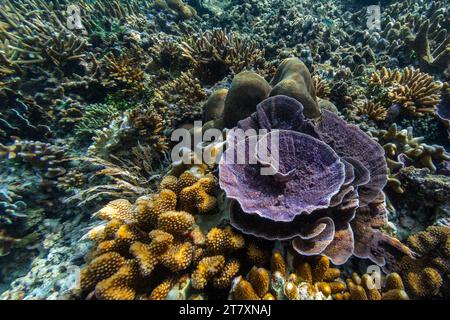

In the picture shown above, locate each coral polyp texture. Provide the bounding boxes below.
[0,0,449,303]
[370,67,443,116]
[77,169,246,299]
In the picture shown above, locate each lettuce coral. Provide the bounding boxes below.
[220,95,412,270]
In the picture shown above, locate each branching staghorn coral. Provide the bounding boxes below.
[148,33,186,71]
[369,124,450,192]
[370,67,443,117]
[180,29,273,84]
[100,48,147,94]
[152,70,207,126]
[0,0,151,69]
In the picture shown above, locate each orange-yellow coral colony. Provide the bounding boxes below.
[80,170,246,299]
[80,168,429,300]
[370,67,442,116]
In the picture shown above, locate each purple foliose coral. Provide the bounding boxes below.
[219,95,413,269]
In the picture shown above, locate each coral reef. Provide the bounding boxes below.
[0,0,449,302]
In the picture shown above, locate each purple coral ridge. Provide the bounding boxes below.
[219,95,410,267]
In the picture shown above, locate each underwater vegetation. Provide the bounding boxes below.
[0,0,449,301]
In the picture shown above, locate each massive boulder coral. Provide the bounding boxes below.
[223,71,271,129]
[219,95,412,270]
[221,58,321,129]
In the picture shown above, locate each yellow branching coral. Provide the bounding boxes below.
[79,169,232,299]
[270,251,287,279]
[312,75,331,99]
[160,175,179,193]
[162,242,194,272]
[149,277,177,300]
[213,259,241,289]
[355,100,388,122]
[205,226,245,254]
[232,278,261,300]
[343,272,409,300]
[312,255,330,283]
[94,224,149,256]
[247,267,270,298]
[398,226,450,298]
[95,262,139,300]
[135,189,177,228]
[83,219,123,242]
[191,255,225,290]
[292,255,345,298]
[177,171,199,191]
[80,252,126,292]
[370,67,442,116]
[130,230,174,277]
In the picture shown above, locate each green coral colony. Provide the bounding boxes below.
[0,0,449,301]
